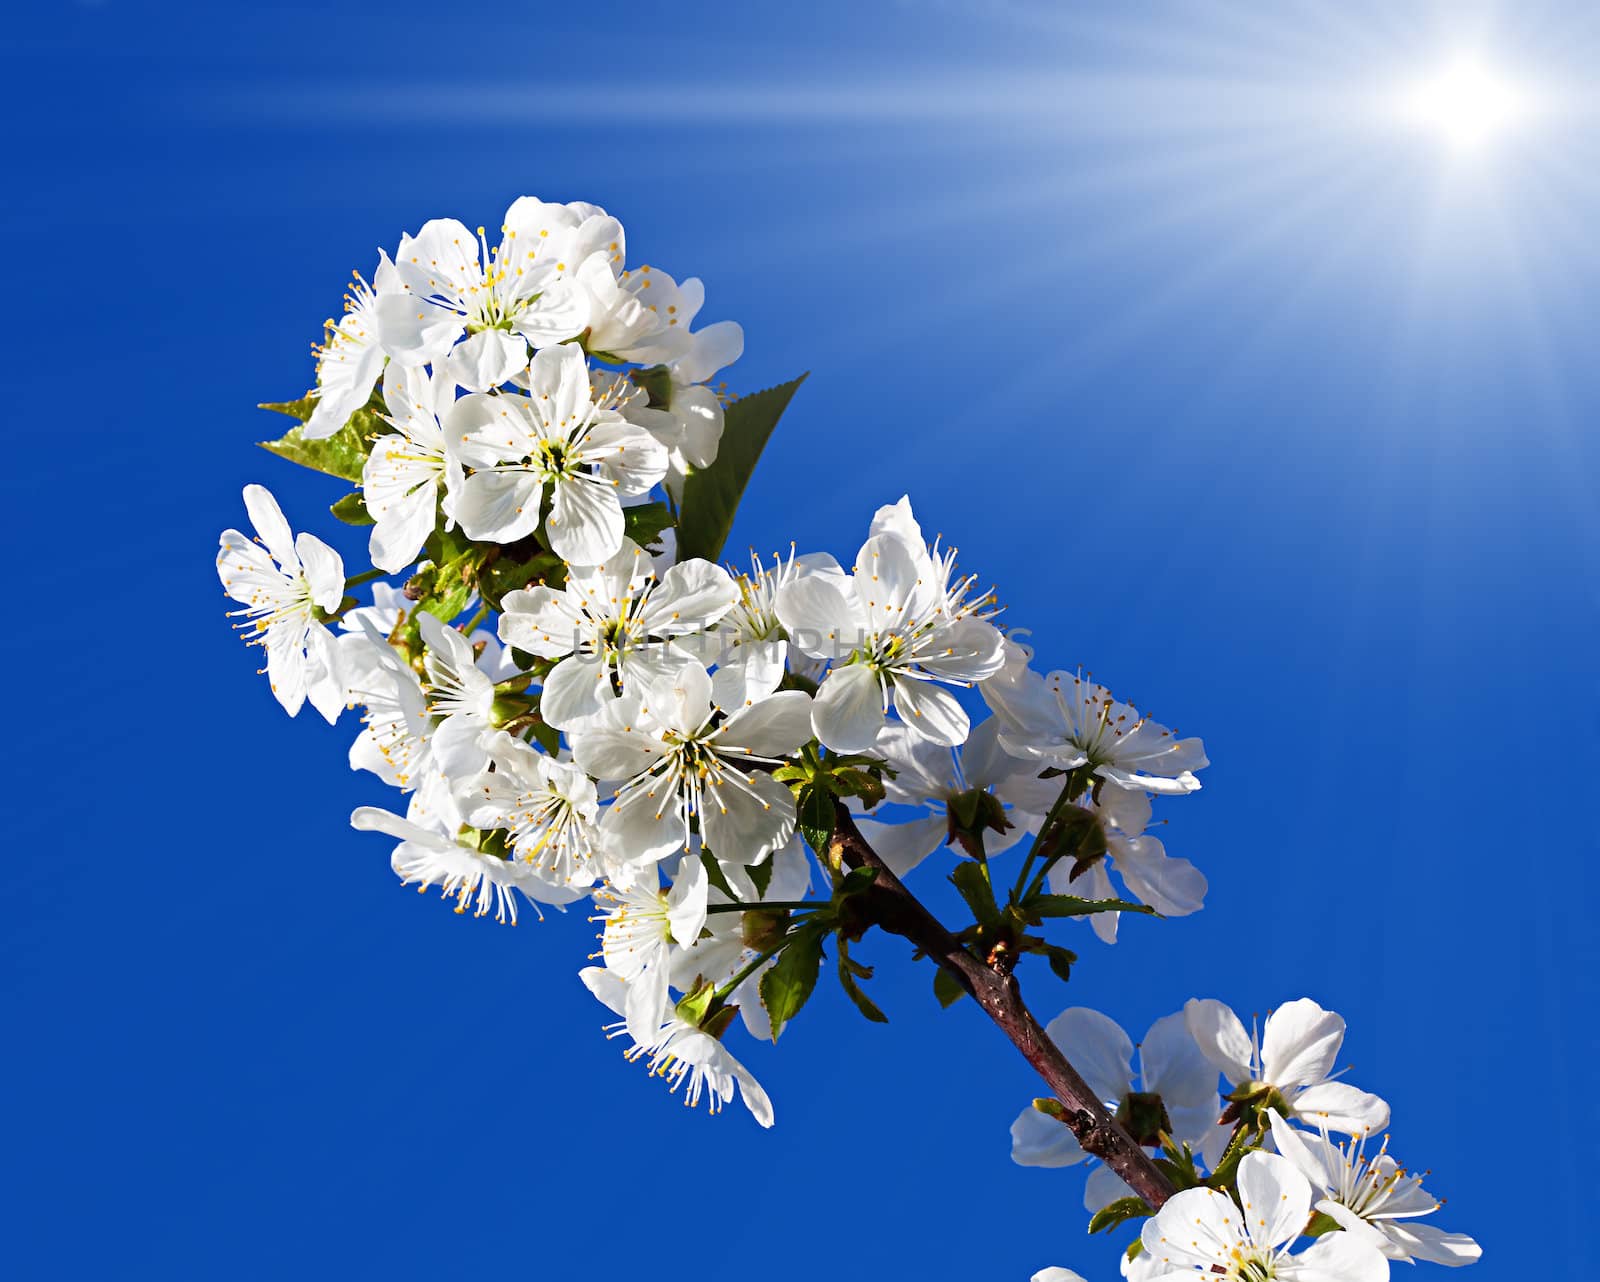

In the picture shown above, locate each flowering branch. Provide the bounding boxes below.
[825,801,1178,1211]
[217,191,1481,1281]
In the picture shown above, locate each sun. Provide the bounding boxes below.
[1404,59,1527,149]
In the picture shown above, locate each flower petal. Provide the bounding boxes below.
[1236,1150,1311,1252]
[1289,1081,1390,1136]
[890,675,970,747]
[1009,1104,1087,1168]
[546,474,624,565]
[242,484,298,570]
[1261,998,1344,1090]
[1041,1007,1136,1104]
[811,663,887,753]
[1184,998,1254,1084]
[445,327,528,392]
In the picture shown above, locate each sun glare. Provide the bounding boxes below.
[1403,59,1528,150]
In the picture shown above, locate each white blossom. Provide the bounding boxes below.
[714,547,846,684]
[579,965,774,1127]
[570,661,811,871]
[593,855,709,1042]
[449,344,667,562]
[985,644,1207,795]
[1185,997,1391,1137]
[578,258,694,365]
[852,717,1056,876]
[776,497,1004,752]
[217,484,345,721]
[667,837,816,1042]
[303,254,398,440]
[376,198,623,378]
[362,363,461,573]
[1140,1150,1390,1281]
[456,731,604,890]
[339,616,498,836]
[1052,785,1208,944]
[1010,1007,1226,1212]
[350,806,582,923]
[1268,1111,1481,1268]
[336,581,409,638]
[497,538,737,730]
[609,268,744,491]
[415,611,496,779]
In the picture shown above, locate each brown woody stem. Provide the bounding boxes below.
[827,801,1177,1211]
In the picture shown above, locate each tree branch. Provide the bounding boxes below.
[827,801,1177,1211]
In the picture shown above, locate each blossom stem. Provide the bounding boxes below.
[828,799,1177,1211]
[1010,774,1080,903]
[713,940,787,1003]
[343,567,386,591]
[703,900,826,915]
[1016,768,1099,903]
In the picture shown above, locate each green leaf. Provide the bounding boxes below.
[932,967,967,1008]
[527,714,561,757]
[674,977,718,1028]
[478,550,563,612]
[622,501,675,552]
[331,491,374,526]
[1152,1157,1203,1192]
[836,938,888,1024]
[1087,1197,1152,1236]
[747,856,775,898]
[425,523,474,567]
[949,861,1000,924]
[795,784,835,856]
[759,924,826,1039]
[675,375,808,562]
[1025,895,1155,919]
[837,865,878,898]
[410,548,480,624]
[1205,1122,1259,1191]
[832,767,886,808]
[1044,944,1077,984]
[1153,1135,1203,1191]
[258,398,388,483]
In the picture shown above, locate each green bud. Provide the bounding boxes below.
[700,1005,739,1040]
[490,692,535,727]
[628,363,675,408]
[741,908,790,953]
[674,977,717,1028]
[1114,1091,1173,1147]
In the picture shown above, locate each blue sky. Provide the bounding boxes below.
[6,2,1597,1278]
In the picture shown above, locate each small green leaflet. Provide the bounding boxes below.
[949,861,1000,924]
[675,375,807,562]
[1087,1196,1152,1235]
[795,784,836,856]
[933,967,966,1008]
[258,397,388,484]
[478,550,564,612]
[331,491,374,525]
[759,922,826,1039]
[836,938,888,1024]
[622,501,675,553]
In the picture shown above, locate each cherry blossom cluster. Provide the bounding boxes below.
[1023,999,1479,1280]
[216,195,1477,1281]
